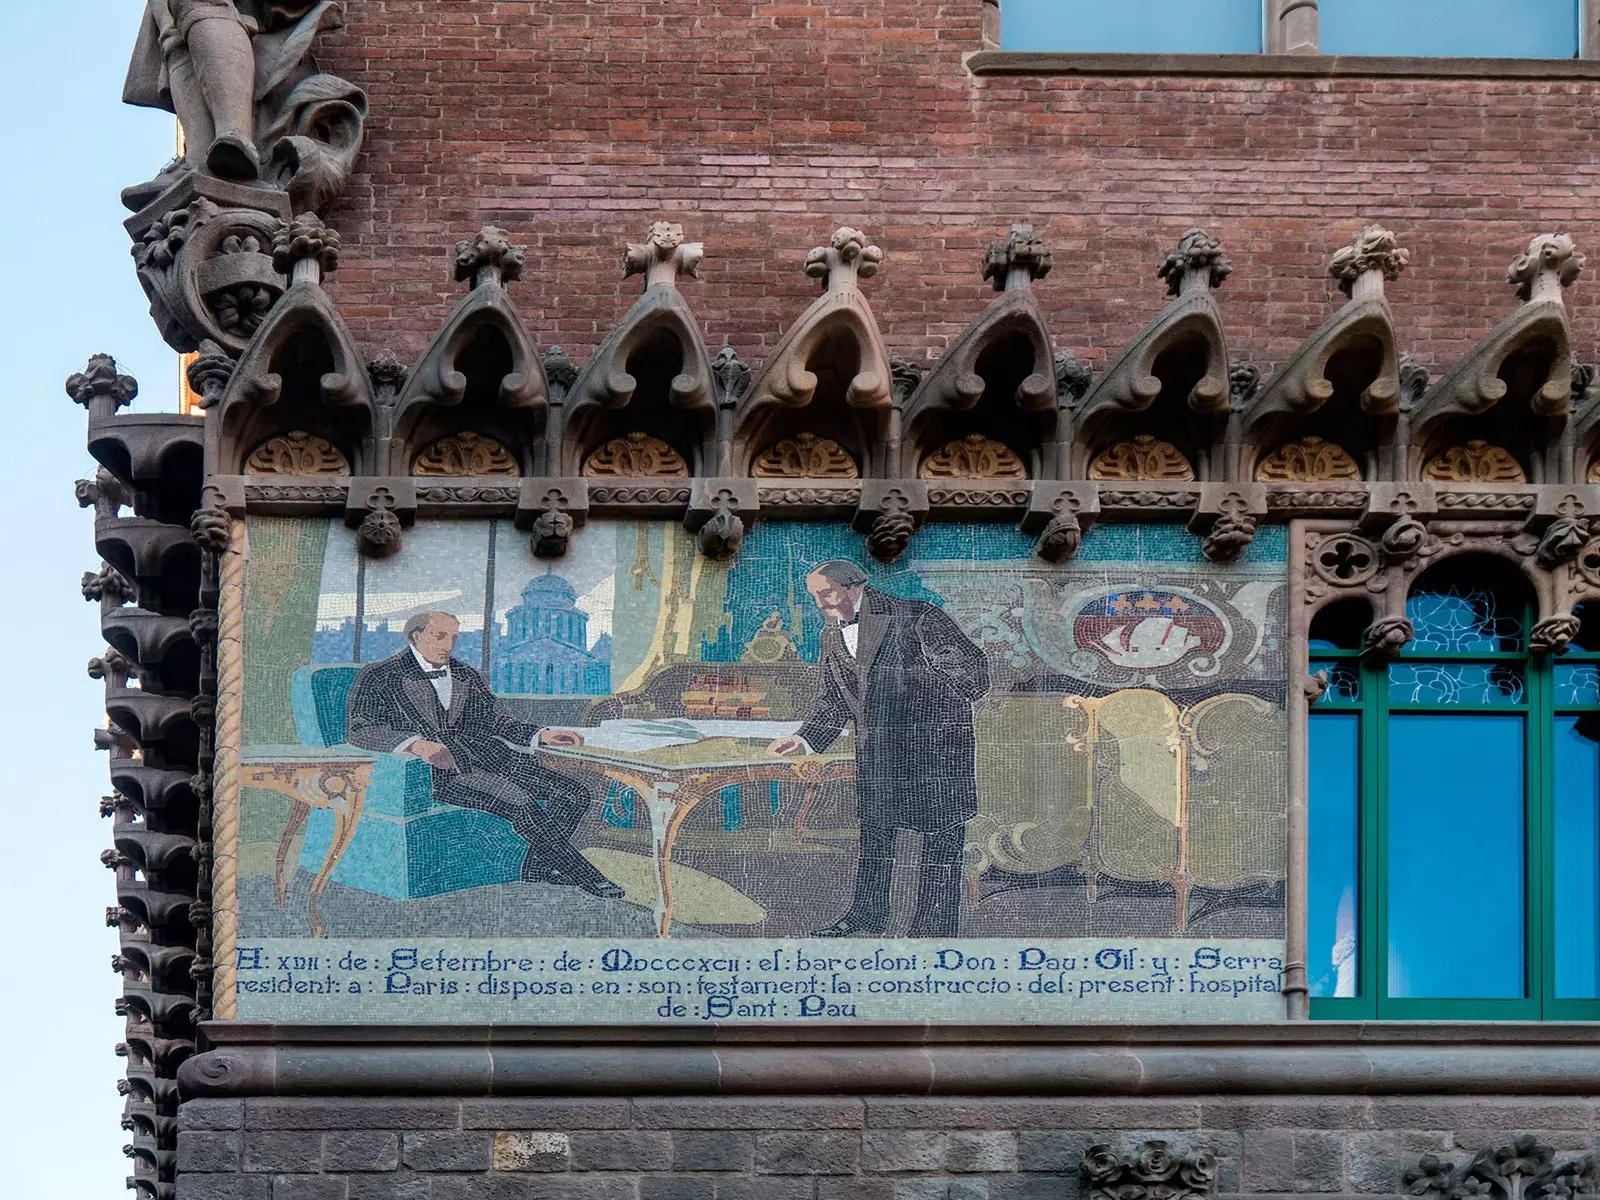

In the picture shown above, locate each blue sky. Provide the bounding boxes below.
[0,4,181,1193]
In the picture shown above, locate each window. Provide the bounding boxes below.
[998,0,1585,59]
[999,0,1263,54]
[1308,559,1600,1019]
[1320,0,1580,59]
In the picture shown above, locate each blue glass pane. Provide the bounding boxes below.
[1555,716,1600,998]
[1321,0,1578,59]
[1387,663,1524,706]
[1556,664,1600,706]
[1000,0,1263,53]
[1405,584,1523,653]
[1311,659,1361,704]
[1309,714,1360,998]
[1387,714,1525,999]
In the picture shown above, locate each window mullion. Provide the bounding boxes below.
[1368,654,1387,1016]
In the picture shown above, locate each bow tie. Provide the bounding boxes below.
[421,667,449,680]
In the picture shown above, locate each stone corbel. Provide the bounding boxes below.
[1412,234,1584,481]
[1021,481,1100,563]
[563,223,717,477]
[387,227,548,475]
[854,481,928,562]
[345,479,416,559]
[515,479,589,559]
[1187,484,1266,563]
[901,224,1055,477]
[124,176,292,355]
[686,479,760,561]
[1074,229,1232,480]
[1516,484,1600,571]
[737,227,893,476]
[211,215,376,477]
[1243,226,1407,481]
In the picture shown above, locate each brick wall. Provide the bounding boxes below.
[175,1094,1600,1199]
[312,2,1600,383]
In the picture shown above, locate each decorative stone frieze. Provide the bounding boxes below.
[584,433,690,478]
[244,430,349,475]
[1082,1139,1219,1200]
[1257,436,1363,482]
[1090,435,1196,482]
[753,433,860,478]
[921,434,1028,480]
[412,432,519,477]
[1403,1139,1598,1200]
[1422,440,1527,483]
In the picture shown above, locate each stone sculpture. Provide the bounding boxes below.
[124,0,367,212]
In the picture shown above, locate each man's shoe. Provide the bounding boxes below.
[206,135,261,182]
[578,878,625,899]
[812,915,886,937]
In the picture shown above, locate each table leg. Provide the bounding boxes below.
[275,802,310,906]
[306,773,368,939]
[656,779,715,938]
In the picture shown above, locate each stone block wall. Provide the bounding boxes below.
[174,1095,1600,1199]
[309,2,1600,375]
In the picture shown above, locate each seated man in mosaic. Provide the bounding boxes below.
[345,610,624,899]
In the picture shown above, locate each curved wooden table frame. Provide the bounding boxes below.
[243,755,374,938]
[539,745,855,937]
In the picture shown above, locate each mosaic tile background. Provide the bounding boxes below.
[229,518,1289,1022]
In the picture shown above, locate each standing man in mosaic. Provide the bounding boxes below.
[770,561,990,938]
[345,611,624,900]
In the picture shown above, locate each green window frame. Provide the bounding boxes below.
[1308,585,1600,1021]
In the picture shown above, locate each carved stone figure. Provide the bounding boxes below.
[124,0,367,212]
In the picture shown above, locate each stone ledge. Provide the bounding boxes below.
[966,51,1600,79]
[182,1024,1600,1099]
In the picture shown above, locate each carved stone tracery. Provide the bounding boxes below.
[1256,436,1363,483]
[244,431,349,476]
[1422,440,1527,484]
[583,433,690,478]
[412,432,519,477]
[1089,435,1196,482]
[752,434,859,479]
[920,434,1028,480]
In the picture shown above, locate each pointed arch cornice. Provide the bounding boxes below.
[735,227,893,474]
[1074,229,1232,460]
[388,228,547,474]
[1412,235,1584,459]
[902,225,1055,478]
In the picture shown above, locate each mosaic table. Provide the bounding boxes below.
[242,746,376,938]
[538,719,856,936]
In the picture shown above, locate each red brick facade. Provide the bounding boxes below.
[317,2,1600,380]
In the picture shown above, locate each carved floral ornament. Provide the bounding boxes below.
[244,431,349,476]
[412,432,518,477]
[752,434,859,479]
[1082,1140,1218,1200]
[583,432,689,478]
[1256,436,1362,483]
[920,434,1028,480]
[1089,435,1196,482]
[1422,440,1527,484]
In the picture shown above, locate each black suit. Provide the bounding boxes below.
[797,588,990,936]
[345,647,607,889]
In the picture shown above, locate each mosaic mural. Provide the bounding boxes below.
[227,519,1289,1022]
